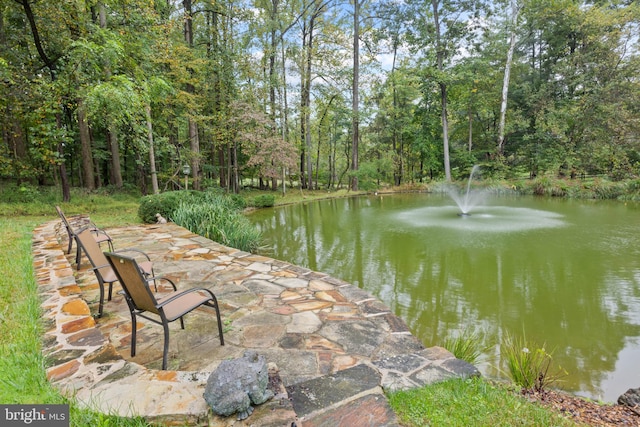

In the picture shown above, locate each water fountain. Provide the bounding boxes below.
[447,165,486,216]
[394,165,566,232]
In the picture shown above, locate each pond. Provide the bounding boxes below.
[247,193,640,402]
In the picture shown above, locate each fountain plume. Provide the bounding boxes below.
[448,165,486,215]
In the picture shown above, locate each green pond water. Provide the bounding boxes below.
[247,193,640,402]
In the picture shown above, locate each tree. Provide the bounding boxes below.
[350,0,361,190]
[497,0,521,157]
[15,0,71,200]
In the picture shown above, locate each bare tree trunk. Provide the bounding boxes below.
[300,20,309,189]
[432,0,451,181]
[351,0,360,191]
[99,2,123,187]
[280,37,290,194]
[78,99,95,190]
[498,0,520,157]
[304,14,316,190]
[468,104,473,152]
[188,117,199,189]
[184,0,200,190]
[145,104,159,194]
[107,128,123,187]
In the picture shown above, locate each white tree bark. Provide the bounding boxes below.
[498,0,520,156]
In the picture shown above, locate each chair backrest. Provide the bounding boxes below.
[76,227,111,276]
[56,206,73,233]
[105,252,159,314]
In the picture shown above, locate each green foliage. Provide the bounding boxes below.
[0,184,48,203]
[442,329,487,366]
[388,377,576,427]
[137,190,205,223]
[501,332,567,392]
[170,193,262,252]
[589,178,625,200]
[250,194,276,208]
[227,193,248,210]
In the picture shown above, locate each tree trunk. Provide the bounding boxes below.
[351,0,360,191]
[145,104,159,194]
[99,2,123,188]
[184,0,200,190]
[107,128,123,187]
[498,0,520,157]
[78,99,95,190]
[300,20,309,189]
[431,0,451,181]
[304,14,316,190]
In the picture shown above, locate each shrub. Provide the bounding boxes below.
[0,184,44,203]
[228,193,248,210]
[501,332,566,392]
[250,194,275,208]
[138,191,204,223]
[591,178,625,200]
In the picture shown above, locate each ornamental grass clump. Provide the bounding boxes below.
[171,194,262,253]
[442,329,487,366]
[502,332,567,392]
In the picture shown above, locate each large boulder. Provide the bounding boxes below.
[618,387,640,408]
[203,351,274,420]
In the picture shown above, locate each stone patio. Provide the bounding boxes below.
[32,218,479,426]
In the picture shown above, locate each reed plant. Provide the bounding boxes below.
[501,332,567,392]
[171,194,262,252]
[442,329,487,365]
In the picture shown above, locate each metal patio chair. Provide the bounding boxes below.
[55,205,114,267]
[75,227,154,318]
[105,251,224,370]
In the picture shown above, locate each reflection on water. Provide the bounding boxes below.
[248,194,640,402]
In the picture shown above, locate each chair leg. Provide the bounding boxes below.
[108,282,113,301]
[131,314,137,357]
[162,322,170,370]
[75,244,82,269]
[206,297,225,346]
[98,282,105,318]
[213,298,225,346]
[66,234,73,254]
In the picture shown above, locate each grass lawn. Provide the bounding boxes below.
[388,376,579,426]
[0,189,582,426]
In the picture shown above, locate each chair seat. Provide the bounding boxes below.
[94,234,112,245]
[159,291,214,322]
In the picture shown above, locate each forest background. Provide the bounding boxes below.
[1,0,639,201]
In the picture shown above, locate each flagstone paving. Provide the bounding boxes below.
[32,218,479,426]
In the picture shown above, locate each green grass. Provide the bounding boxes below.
[388,377,579,427]
[0,202,149,426]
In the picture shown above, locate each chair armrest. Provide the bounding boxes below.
[113,248,151,261]
[90,263,110,272]
[146,276,177,292]
[90,226,112,240]
[155,287,216,308]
